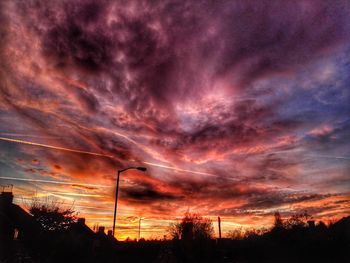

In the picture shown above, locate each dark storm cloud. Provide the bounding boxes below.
[11,0,349,110]
[212,192,335,216]
[2,0,348,149]
[164,174,268,202]
[180,105,265,146]
[43,8,115,72]
[170,100,302,158]
[122,181,182,203]
[250,154,300,181]
[2,0,349,151]
[242,192,333,210]
[71,184,98,191]
[215,1,350,84]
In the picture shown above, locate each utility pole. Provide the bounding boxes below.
[138,217,142,241]
[218,216,222,239]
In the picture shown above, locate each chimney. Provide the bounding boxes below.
[98,226,105,234]
[77,218,86,225]
[0,191,14,206]
[307,220,315,228]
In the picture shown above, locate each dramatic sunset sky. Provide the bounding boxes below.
[0,0,349,239]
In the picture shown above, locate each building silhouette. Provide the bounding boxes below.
[0,190,118,262]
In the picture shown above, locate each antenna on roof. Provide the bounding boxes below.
[0,184,13,193]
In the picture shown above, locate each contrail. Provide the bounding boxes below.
[0,176,111,188]
[142,161,217,176]
[0,136,113,158]
[0,136,231,178]
[306,154,350,160]
[51,192,104,197]
[0,133,58,139]
[142,161,239,181]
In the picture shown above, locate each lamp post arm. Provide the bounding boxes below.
[118,167,136,173]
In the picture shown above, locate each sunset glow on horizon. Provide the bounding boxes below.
[1,0,350,240]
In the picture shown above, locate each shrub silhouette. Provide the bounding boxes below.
[29,198,77,231]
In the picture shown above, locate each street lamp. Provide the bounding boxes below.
[112,166,147,238]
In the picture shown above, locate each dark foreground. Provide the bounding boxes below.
[1,191,349,262]
[1,218,349,263]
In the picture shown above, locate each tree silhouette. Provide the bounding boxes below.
[169,213,215,262]
[29,198,77,231]
[272,211,311,230]
[285,211,311,229]
[168,212,214,241]
[227,227,244,240]
[273,212,284,229]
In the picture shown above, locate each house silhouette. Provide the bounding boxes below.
[0,190,44,260]
[0,190,118,262]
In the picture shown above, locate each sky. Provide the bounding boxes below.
[0,0,350,240]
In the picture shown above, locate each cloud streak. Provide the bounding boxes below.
[0,176,110,188]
